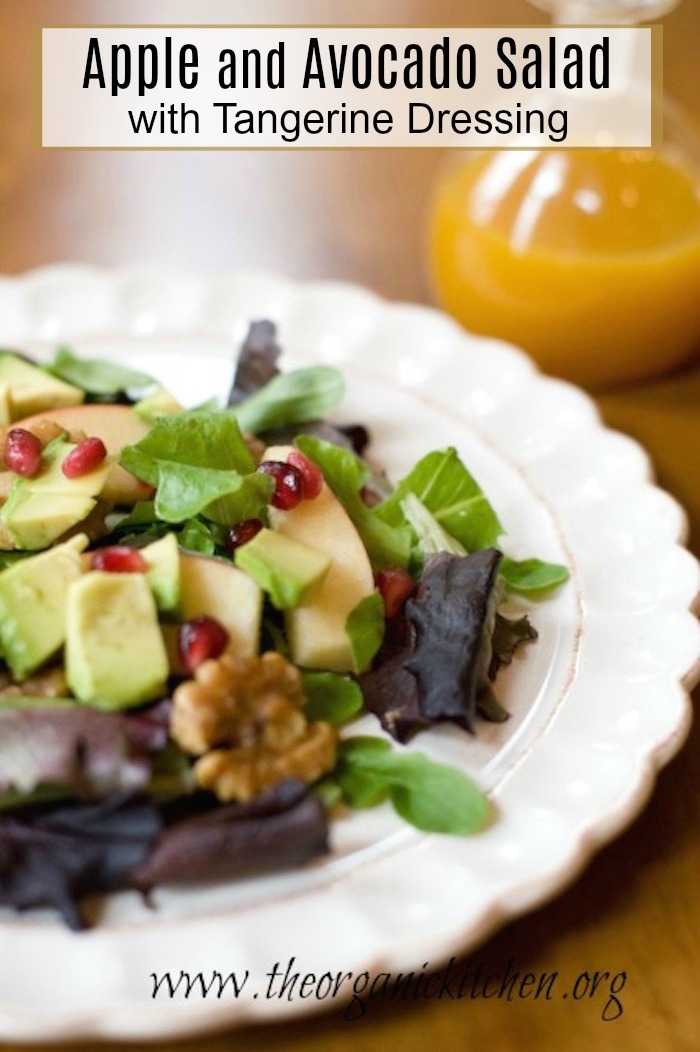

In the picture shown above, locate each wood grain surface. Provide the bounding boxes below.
[0,3,699,1050]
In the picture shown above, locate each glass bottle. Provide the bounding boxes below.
[427,0,700,387]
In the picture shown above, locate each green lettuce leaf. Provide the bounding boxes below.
[295,436,411,569]
[108,503,226,556]
[302,673,364,725]
[178,518,219,556]
[120,411,272,524]
[109,500,159,533]
[147,464,261,523]
[345,591,385,674]
[233,366,345,434]
[335,737,489,834]
[500,557,570,595]
[375,447,502,552]
[47,347,155,395]
[400,493,467,558]
[121,411,254,482]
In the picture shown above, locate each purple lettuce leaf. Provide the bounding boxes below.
[0,793,162,929]
[0,699,171,799]
[489,613,538,680]
[227,320,281,406]
[359,614,429,743]
[404,550,503,732]
[363,551,533,741]
[132,779,328,890]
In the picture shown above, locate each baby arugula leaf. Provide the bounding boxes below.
[301,673,364,725]
[233,366,345,434]
[499,557,570,595]
[47,347,155,396]
[295,435,411,569]
[178,517,219,556]
[375,447,502,552]
[335,737,489,835]
[345,591,386,674]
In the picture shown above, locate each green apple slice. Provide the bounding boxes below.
[265,444,375,672]
[179,552,263,660]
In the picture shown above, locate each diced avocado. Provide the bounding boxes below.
[0,382,11,426]
[0,352,83,420]
[265,444,375,672]
[142,532,181,613]
[0,534,88,680]
[22,439,111,500]
[179,552,263,660]
[1,492,96,551]
[133,387,184,423]
[0,439,111,550]
[235,527,331,610]
[65,572,168,709]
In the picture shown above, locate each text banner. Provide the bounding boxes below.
[41,26,655,149]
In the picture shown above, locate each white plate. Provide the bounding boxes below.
[0,265,697,1043]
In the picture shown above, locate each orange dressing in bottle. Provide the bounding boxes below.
[428,148,700,387]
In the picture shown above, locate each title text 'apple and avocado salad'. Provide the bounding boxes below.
[0,326,567,928]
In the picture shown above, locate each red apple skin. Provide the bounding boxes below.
[15,404,153,506]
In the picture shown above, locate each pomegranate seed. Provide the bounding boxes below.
[91,546,148,573]
[376,568,415,619]
[4,428,43,477]
[62,436,107,479]
[257,460,304,511]
[226,517,263,553]
[288,450,324,500]
[179,616,230,674]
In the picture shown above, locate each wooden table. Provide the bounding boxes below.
[1,2,699,1050]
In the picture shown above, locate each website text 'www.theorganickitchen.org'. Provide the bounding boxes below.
[150,955,627,1022]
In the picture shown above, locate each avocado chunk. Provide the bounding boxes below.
[1,493,96,552]
[0,352,83,420]
[133,387,184,423]
[65,572,169,709]
[1,438,111,550]
[19,438,111,499]
[265,444,375,671]
[0,534,88,680]
[142,532,181,613]
[0,382,10,426]
[235,527,331,610]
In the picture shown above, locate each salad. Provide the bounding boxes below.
[0,323,568,929]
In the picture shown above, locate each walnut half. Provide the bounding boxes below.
[171,651,337,802]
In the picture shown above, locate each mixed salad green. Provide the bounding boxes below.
[0,324,568,928]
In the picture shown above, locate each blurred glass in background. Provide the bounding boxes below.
[428,0,700,386]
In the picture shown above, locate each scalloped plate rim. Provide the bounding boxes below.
[0,264,696,1043]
